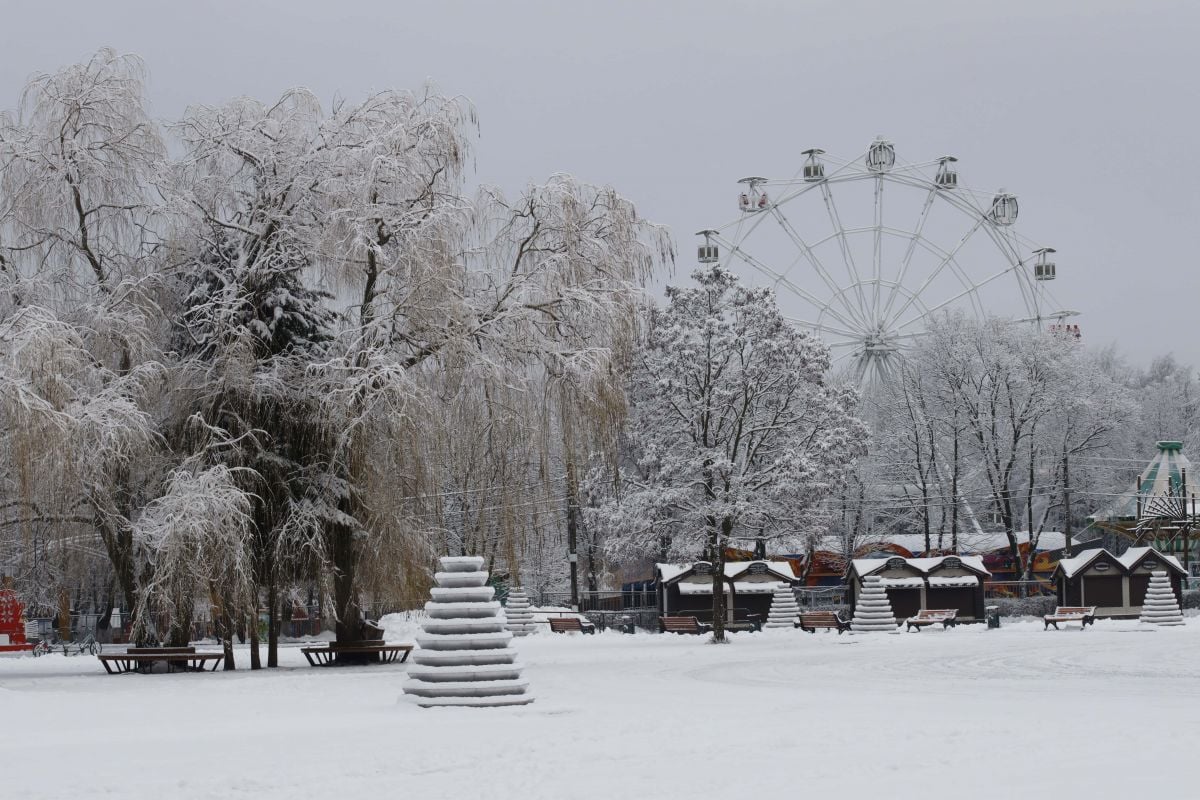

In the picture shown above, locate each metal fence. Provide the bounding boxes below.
[536,589,658,612]
[794,586,848,609]
[982,580,1057,599]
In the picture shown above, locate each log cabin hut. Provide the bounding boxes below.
[656,561,798,626]
[1052,546,1185,618]
[847,555,991,622]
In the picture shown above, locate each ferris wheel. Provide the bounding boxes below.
[697,138,1078,384]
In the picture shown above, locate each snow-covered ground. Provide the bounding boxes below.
[1,618,1197,800]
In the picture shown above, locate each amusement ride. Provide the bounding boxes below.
[696,138,1078,384]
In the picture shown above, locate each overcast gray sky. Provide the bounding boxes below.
[3,0,1197,368]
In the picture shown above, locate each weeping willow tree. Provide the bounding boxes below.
[0,50,168,635]
[0,50,672,658]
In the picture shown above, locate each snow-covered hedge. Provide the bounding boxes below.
[1182,589,1200,610]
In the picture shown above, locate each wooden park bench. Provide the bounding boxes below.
[300,640,414,666]
[659,616,712,635]
[99,646,225,674]
[796,611,851,634]
[905,609,959,632]
[1043,606,1097,630]
[548,617,596,635]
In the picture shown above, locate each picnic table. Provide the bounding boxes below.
[99,646,224,674]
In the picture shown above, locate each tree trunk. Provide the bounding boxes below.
[332,528,361,644]
[211,592,234,671]
[951,421,960,552]
[249,611,262,670]
[709,518,733,643]
[167,597,193,648]
[267,576,279,668]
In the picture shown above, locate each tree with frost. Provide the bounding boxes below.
[876,313,1134,576]
[610,265,867,642]
[0,49,167,628]
[131,464,256,665]
[171,85,669,644]
[0,50,671,655]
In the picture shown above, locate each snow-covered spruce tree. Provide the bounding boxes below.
[608,265,867,642]
[166,220,337,663]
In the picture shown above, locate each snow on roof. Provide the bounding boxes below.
[656,563,690,583]
[1057,547,1185,578]
[1056,550,1104,579]
[856,530,1067,557]
[928,576,979,588]
[851,555,990,578]
[879,577,924,588]
[1117,547,1185,573]
[678,581,785,595]
[655,561,797,583]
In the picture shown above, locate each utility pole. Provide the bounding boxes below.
[1063,446,1072,558]
[565,459,580,611]
[1183,468,1190,575]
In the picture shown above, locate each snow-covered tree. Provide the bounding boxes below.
[873,313,1134,576]
[609,265,867,641]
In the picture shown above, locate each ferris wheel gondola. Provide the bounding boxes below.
[698,138,1078,384]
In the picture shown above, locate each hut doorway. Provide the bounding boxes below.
[1084,576,1123,607]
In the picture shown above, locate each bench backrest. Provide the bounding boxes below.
[127,647,196,654]
[916,609,957,619]
[549,618,584,632]
[800,611,839,622]
[661,616,702,631]
[1053,607,1095,615]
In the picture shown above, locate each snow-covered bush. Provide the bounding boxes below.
[991,596,1058,619]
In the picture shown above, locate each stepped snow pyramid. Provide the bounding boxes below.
[764,584,800,628]
[1140,571,1185,626]
[504,586,535,636]
[851,575,897,632]
[403,556,534,707]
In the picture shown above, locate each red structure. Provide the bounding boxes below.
[0,589,33,652]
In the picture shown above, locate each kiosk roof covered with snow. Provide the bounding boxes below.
[656,561,796,626]
[1052,546,1185,618]
[847,555,991,622]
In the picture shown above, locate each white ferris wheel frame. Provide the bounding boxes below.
[703,141,1076,384]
